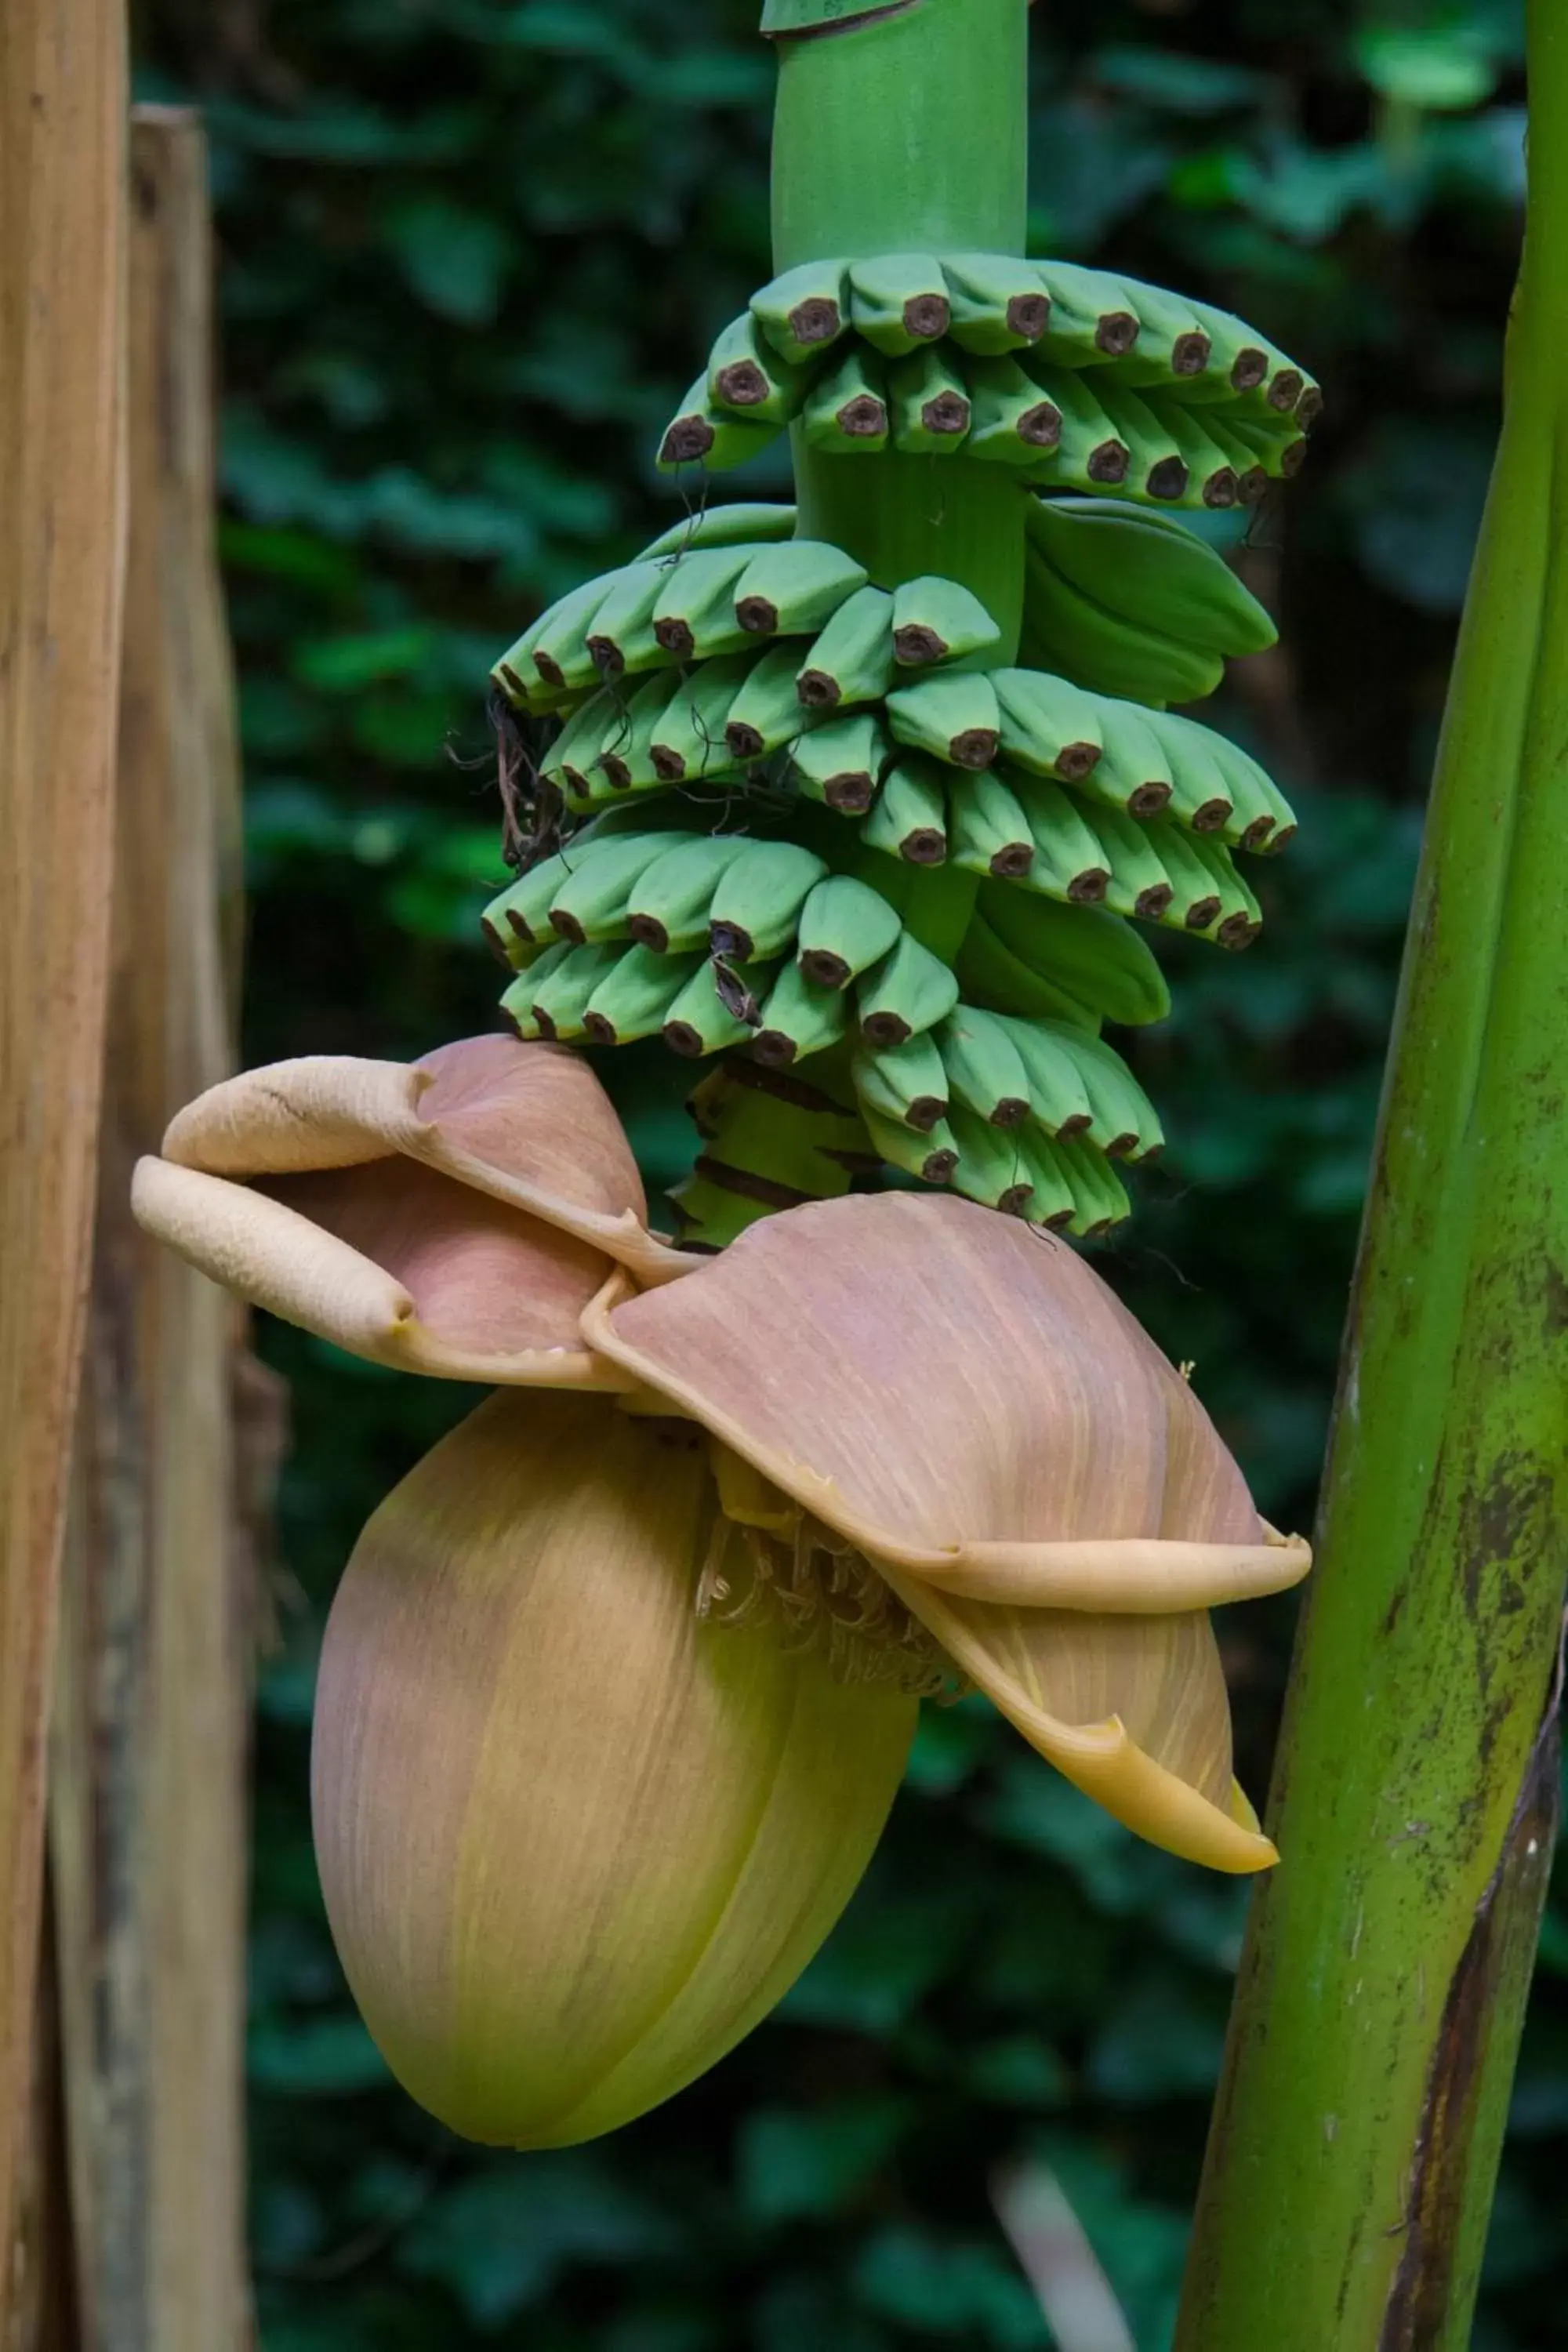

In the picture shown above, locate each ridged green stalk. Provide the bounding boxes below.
[1176,7,1568,2343]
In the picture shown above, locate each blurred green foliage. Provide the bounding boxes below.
[130,0,1566,2343]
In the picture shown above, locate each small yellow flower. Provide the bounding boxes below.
[133,1033,1308,2147]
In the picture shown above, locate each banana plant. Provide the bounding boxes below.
[135,0,1316,2154]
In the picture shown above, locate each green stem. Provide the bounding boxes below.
[1175,8,1568,2345]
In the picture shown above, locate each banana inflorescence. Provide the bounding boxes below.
[484,246,1312,1246]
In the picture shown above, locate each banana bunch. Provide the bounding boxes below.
[660,252,1317,501]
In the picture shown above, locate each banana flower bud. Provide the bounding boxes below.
[132,1035,1309,2146]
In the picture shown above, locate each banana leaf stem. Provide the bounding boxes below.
[1174,7,1568,2344]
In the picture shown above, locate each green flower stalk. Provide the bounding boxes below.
[135,0,1318,2149]
[1177,5,1568,2341]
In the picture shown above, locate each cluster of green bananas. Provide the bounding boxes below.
[494,497,1274,734]
[659,252,1316,503]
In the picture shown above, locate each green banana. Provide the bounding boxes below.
[732,540,869,637]
[500,938,573,1038]
[1026,496,1277,659]
[949,769,1036,880]
[751,954,851,1065]
[1198,731,1297,852]
[1080,380,1200,506]
[541,685,625,800]
[1053,1131,1132,1236]
[1024,367,1131,492]
[802,344,890,453]
[1098,276,1212,386]
[626,834,754,953]
[1149,711,1238,833]
[1012,1128,1078,1229]
[724,641,818,760]
[859,753,949,866]
[637,503,798,561]
[662,956,773,1057]
[978,878,1171,1027]
[848,252,951,356]
[1165,301,1272,405]
[851,1033,950,1134]
[861,1102,960,1187]
[938,1006,1033,1128]
[1007,773,1113,902]
[789,710,891,815]
[1044,1022,1164,1160]
[856,932,962,1048]
[1085,698,1177,819]
[1141,394,1246,510]
[795,585,898,710]
[1221,410,1310,481]
[582,560,677,680]
[888,344,973,454]
[1082,802,1177,924]
[886,670,1001,770]
[497,569,626,701]
[1033,260,1142,363]
[590,670,688,798]
[581,945,706,1047]
[750,259,851,368]
[648,655,757,785]
[659,377,782,474]
[891,576,1002,667]
[1142,818,1225,934]
[964,354,1064,464]
[795,874,904,989]
[991,1014,1095,1138]
[1181,829,1263,949]
[706,312,811,424]
[947,1105,1036,1213]
[940,253,1051,356]
[547,829,697,945]
[1022,546,1226,705]
[651,545,760,661]
[709,839,829,962]
[990,666,1105,783]
[956,910,1104,1032]
[482,851,575,953]
[517,939,626,1041]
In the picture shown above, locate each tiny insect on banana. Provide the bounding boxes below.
[940,253,1051,356]
[802,344,891,452]
[789,710,892,815]
[886,670,1002,770]
[796,586,898,710]
[626,835,756,953]
[750,258,851,367]
[706,312,814,425]
[855,931,962,1048]
[1026,496,1278,660]
[848,252,951,356]
[581,945,707,1047]
[659,376,783,474]
[859,753,949,866]
[938,1006,1035,1128]
[891,576,1003,667]
[709,839,830,964]
[888,345,972,454]
[732,541,869,637]
[850,1033,951,1133]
